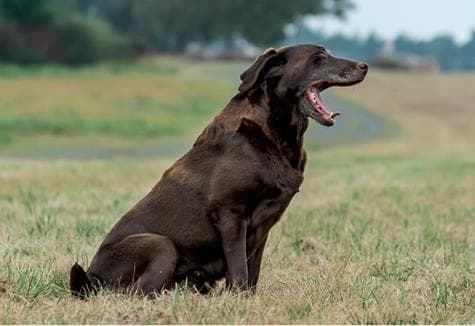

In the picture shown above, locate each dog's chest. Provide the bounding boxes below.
[246,162,303,251]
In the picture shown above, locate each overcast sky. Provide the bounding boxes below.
[306,0,475,43]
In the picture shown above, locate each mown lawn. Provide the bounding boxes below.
[0,58,474,323]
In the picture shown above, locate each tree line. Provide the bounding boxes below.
[1,0,474,71]
[286,23,475,71]
[0,0,351,65]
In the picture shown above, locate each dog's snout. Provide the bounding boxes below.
[357,62,368,71]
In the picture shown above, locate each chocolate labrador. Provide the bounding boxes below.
[70,44,368,297]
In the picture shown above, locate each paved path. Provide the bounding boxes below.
[0,93,389,160]
[305,93,389,149]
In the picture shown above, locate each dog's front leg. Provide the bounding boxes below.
[247,234,268,291]
[217,211,249,291]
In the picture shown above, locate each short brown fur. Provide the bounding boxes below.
[70,44,368,297]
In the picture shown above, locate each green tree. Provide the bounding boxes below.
[0,0,54,26]
[459,30,475,70]
[78,0,353,52]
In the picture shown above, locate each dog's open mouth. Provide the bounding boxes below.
[306,83,340,126]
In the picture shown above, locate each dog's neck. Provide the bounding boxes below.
[194,90,308,171]
[264,93,308,170]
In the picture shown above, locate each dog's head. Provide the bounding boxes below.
[239,44,368,126]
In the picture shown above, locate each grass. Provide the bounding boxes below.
[0,58,474,323]
[0,57,236,151]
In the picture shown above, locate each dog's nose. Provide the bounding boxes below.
[358,62,368,70]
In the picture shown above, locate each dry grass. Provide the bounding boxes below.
[334,70,475,156]
[0,61,474,323]
[0,58,236,151]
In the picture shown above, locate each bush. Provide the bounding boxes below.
[54,17,129,65]
[0,23,49,64]
[0,16,143,65]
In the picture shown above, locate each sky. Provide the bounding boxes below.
[306,0,475,44]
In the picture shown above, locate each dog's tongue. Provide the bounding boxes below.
[309,86,341,123]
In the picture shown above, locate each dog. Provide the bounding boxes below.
[70,44,368,297]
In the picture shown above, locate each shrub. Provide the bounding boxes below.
[0,16,142,65]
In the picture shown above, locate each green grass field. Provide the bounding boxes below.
[0,57,474,323]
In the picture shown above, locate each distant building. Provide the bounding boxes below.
[373,40,439,72]
[185,37,261,60]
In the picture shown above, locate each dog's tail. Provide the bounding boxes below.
[70,262,94,299]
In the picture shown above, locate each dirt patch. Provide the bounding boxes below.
[0,278,7,295]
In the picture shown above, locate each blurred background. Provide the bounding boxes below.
[0,0,474,158]
[1,0,475,68]
[1,2,475,323]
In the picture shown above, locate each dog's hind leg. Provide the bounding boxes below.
[88,233,178,296]
[133,237,178,295]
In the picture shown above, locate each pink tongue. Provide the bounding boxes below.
[313,87,340,119]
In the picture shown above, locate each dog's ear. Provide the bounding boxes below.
[238,48,286,93]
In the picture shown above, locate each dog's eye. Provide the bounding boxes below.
[312,52,328,62]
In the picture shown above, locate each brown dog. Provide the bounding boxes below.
[70,44,367,297]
